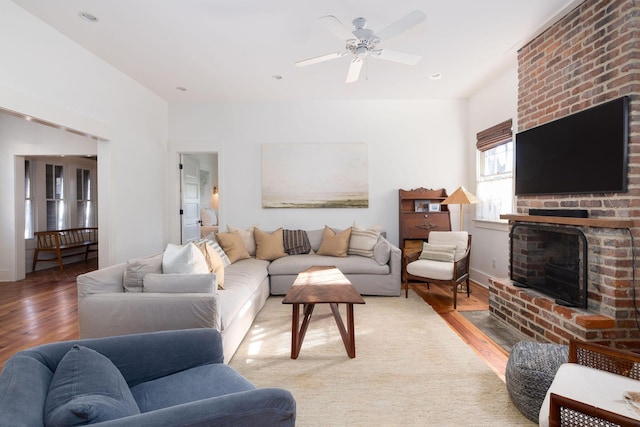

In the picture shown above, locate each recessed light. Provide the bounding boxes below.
[272,75,283,80]
[176,87,187,92]
[429,73,442,80]
[78,12,98,22]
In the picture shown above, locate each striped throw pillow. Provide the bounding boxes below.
[348,225,382,258]
[195,238,231,267]
[283,229,312,255]
[418,243,457,262]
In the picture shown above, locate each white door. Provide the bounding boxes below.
[180,154,201,243]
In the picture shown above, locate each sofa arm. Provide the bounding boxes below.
[77,262,126,298]
[79,293,220,340]
[96,388,296,427]
[388,243,402,274]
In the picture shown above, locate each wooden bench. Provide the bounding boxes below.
[32,227,98,272]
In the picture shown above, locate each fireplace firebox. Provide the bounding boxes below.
[509,224,588,308]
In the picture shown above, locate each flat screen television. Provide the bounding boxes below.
[515,96,629,196]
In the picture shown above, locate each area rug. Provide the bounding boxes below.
[229,291,534,426]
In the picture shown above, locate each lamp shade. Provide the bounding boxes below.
[441,186,480,205]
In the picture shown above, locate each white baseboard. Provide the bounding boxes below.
[470,268,492,288]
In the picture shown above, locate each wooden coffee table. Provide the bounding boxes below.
[282,266,365,359]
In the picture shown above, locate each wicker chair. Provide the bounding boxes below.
[543,339,640,427]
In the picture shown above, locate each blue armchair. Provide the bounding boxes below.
[0,329,295,426]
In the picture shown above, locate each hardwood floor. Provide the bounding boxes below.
[0,260,508,381]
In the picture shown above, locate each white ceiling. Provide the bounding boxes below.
[12,0,579,103]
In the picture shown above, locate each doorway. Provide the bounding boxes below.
[180,153,219,244]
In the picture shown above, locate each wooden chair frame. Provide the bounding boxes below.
[402,235,471,309]
[547,339,640,426]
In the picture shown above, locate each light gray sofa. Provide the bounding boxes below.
[77,229,400,363]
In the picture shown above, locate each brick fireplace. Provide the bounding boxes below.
[489,0,640,349]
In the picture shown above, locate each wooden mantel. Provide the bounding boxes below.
[500,214,637,229]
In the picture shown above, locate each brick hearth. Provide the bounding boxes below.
[490,0,640,350]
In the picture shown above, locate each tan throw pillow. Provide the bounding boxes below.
[254,228,288,261]
[227,225,256,256]
[317,226,352,257]
[195,242,225,289]
[215,232,250,264]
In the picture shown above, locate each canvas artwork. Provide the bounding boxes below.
[262,143,368,208]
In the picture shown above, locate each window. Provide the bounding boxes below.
[475,119,514,221]
[76,168,94,227]
[46,163,66,230]
[24,160,34,239]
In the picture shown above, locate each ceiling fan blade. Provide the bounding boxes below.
[374,49,421,65]
[376,10,426,41]
[320,15,355,41]
[346,58,364,83]
[295,52,345,67]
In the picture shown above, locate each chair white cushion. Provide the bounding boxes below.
[428,231,469,261]
[406,259,454,280]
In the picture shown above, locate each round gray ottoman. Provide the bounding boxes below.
[505,341,569,422]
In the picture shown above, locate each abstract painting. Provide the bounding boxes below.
[262,143,368,208]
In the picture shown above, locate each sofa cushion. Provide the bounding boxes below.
[317,226,352,257]
[419,243,457,262]
[254,228,288,261]
[348,224,382,258]
[216,232,251,264]
[123,254,163,293]
[44,345,140,426]
[406,259,454,280]
[162,243,209,274]
[142,273,217,293]
[373,235,392,265]
[219,258,270,331]
[227,225,256,256]
[195,241,225,288]
[130,364,255,413]
[269,253,389,276]
[283,229,312,255]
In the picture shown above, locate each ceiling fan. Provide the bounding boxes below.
[295,10,426,83]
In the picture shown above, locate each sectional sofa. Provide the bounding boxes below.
[77,226,401,362]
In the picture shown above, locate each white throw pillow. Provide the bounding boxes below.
[162,243,209,274]
[348,223,382,258]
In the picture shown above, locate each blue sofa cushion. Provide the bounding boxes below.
[131,364,256,412]
[44,345,140,426]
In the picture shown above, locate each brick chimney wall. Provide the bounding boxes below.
[490,0,640,349]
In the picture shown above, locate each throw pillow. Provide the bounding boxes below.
[418,243,457,262]
[373,235,392,265]
[198,236,231,267]
[254,228,288,261]
[317,226,352,257]
[142,273,216,293]
[283,229,312,255]
[44,345,140,426]
[195,241,225,289]
[227,225,256,256]
[162,243,209,274]
[348,223,382,258]
[306,229,325,252]
[216,232,251,263]
[123,253,163,293]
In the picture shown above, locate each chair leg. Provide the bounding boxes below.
[453,284,458,309]
[466,279,470,297]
